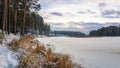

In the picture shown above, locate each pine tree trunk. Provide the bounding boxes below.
[2,0,5,33]
[5,0,8,34]
[2,0,7,34]
[8,0,10,34]
[21,0,27,35]
[0,0,3,29]
[14,0,18,34]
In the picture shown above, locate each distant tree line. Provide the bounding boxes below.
[89,26,120,36]
[50,31,85,37]
[0,0,50,35]
[49,26,120,37]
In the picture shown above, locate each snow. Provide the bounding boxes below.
[0,35,120,68]
[0,45,18,68]
[0,34,19,68]
[4,34,19,43]
[37,37,120,68]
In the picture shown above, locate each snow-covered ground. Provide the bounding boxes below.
[0,34,19,68]
[0,45,18,68]
[38,37,120,68]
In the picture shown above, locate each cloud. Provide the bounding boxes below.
[98,2,120,18]
[78,10,96,14]
[39,0,61,3]
[39,0,120,34]
[51,23,65,26]
[50,12,63,16]
[86,10,96,14]
[39,0,120,23]
[101,10,120,18]
[99,2,107,10]
[104,22,120,26]
[68,22,104,31]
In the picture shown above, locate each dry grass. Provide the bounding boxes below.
[8,35,35,51]
[18,52,41,68]
[8,35,82,68]
[8,39,19,51]
[57,54,73,68]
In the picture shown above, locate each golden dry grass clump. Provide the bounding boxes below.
[57,54,73,68]
[8,35,35,51]
[8,39,19,51]
[18,52,42,68]
[8,35,82,68]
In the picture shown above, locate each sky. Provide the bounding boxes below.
[38,0,120,34]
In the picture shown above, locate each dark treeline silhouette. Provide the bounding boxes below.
[0,0,50,35]
[50,31,85,37]
[89,26,120,36]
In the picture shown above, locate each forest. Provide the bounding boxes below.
[0,0,50,35]
[51,31,85,37]
[89,26,120,36]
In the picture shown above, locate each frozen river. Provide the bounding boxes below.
[38,37,120,68]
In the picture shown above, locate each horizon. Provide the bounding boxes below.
[38,0,120,34]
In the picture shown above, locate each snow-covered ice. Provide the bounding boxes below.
[38,37,120,68]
